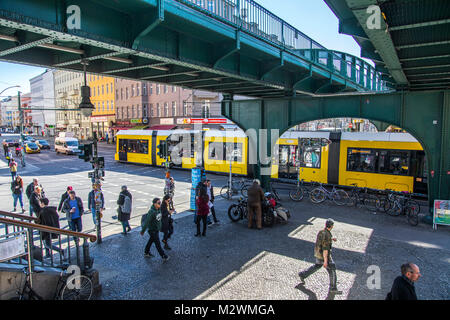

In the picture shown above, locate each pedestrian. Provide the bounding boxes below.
[117,185,132,235]
[6,148,12,165]
[62,190,84,232]
[30,186,44,217]
[194,178,207,223]
[105,132,109,144]
[206,179,219,224]
[9,158,18,181]
[164,171,175,197]
[161,195,174,250]
[140,198,169,262]
[36,198,65,259]
[247,179,264,230]
[26,178,44,216]
[11,175,25,213]
[195,187,209,237]
[386,263,421,300]
[298,218,340,293]
[88,182,105,226]
[2,141,8,157]
[58,186,73,213]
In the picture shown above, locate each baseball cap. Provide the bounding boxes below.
[67,186,73,191]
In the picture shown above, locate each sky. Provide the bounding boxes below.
[0,0,363,96]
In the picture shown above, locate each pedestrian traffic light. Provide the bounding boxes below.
[78,143,93,162]
[157,140,168,159]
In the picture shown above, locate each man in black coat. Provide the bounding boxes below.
[58,186,73,213]
[36,198,65,258]
[386,263,421,300]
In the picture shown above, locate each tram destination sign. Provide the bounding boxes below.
[298,138,331,147]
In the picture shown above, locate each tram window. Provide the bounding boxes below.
[225,142,243,162]
[300,146,321,168]
[121,139,148,154]
[378,150,390,173]
[347,148,376,172]
[389,151,409,175]
[208,142,223,161]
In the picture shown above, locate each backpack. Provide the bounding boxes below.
[141,213,149,229]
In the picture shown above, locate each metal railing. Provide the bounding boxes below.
[0,211,96,273]
[174,0,390,91]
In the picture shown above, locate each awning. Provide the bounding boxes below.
[112,126,133,131]
[147,125,177,130]
[132,125,149,129]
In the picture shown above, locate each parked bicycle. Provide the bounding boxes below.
[289,179,316,202]
[378,190,420,226]
[347,183,380,211]
[10,265,93,300]
[309,183,350,206]
[220,178,251,200]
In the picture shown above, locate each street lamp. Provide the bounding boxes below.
[79,60,94,118]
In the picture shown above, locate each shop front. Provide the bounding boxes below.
[90,114,115,140]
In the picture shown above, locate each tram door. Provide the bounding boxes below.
[278,145,298,179]
[118,139,128,161]
[411,150,428,194]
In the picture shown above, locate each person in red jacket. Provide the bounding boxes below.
[195,187,209,237]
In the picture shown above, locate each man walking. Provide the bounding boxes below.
[386,263,421,300]
[298,218,340,293]
[62,190,84,232]
[117,185,132,235]
[3,141,8,157]
[247,179,265,230]
[26,178,43,216]
[140,198,169,262]
[88,182,105,226]
[30,186,44,218]
[206,180,219,224]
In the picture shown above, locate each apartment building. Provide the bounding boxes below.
[88,74,115,138]
[29,70,56,136]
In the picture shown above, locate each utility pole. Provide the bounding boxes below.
[91,131,103,244]
[17,91,26,167]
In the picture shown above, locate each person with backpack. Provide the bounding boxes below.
[140,198,169,262]
[386,263,421,300]
[11,175,25,213]
[298,218,340,293]
[117,185,132,235]
[161,195,174,250]
[30,186,44,218]
[9,158,18,181]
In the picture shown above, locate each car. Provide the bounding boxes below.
[23,136,36,143]
[4,139,18,147]
[37,139,50,150]
[25,142,41,154]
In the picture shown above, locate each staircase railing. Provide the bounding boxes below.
[0,211,96,273]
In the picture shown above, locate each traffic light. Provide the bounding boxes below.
[157,140,168,159]
[78,143,93,162]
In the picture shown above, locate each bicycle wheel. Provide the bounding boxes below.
[228,204,242,222]
[240,185,248,198]
[363,194,379,212]
[376,197,390,212]
[333,189,350,206]
[60,275,93,300]
[387,201,402,216]
[289,188,304,202]
[406,200,420,215]
[220,186,231,200]
[406,207,419,226]
[310,188,326,204]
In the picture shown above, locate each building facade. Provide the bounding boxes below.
[29,70,56,136]
[88,74,115,139]
[54,70,90,139]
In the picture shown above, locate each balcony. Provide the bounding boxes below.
[57,91,67,99]
[69,89,79,96]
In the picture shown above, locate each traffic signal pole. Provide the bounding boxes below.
[92,131,102,244]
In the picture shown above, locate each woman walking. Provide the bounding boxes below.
[161,195,174,249]
[9,158,18,181]
[11,175,25,213]
[117,185,132,235]
[195,187,209,237]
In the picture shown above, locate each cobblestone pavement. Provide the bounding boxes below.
[93,192,450,300]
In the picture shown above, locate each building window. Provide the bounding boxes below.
[172,101,176,117]
[164,102,168,117]
[149,84,153,95]
[116,89,119,100]
[126,87,129,99]
[150,103,154,117]
[131,105,134,118]
[142,83,147,95]
[102,101,105,112]
[106,83,109,94]
[156,103,160,117]
[183,102,188,116]
[136,84,140,96]
[102,85,104,95]
[164,85,168,94]
[121,88,123,100]
[143,104,147,118]
[156,84,160,95]
[172,86,176,93]
[111,100,113,111]
[202,100,210,118]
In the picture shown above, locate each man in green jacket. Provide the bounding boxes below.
[140,198,169,262]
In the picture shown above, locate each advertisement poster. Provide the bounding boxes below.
[433,200,450,230]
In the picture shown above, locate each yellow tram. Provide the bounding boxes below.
[115,129,427,194]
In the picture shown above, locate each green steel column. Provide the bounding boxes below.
[439,91,450,200]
